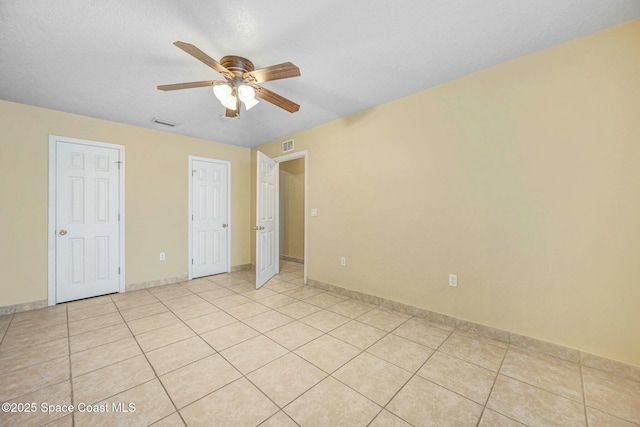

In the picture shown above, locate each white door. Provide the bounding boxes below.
[54,140,122,303]
[191,158,230,278]
[256,151,279,288]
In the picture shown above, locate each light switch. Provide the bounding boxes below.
[311,208,318,217]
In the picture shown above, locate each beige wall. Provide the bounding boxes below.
[253,20,640,366]
[0,101,251,307]
[279,158,305,259]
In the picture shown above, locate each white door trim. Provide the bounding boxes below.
[188,156,231,279]
[274,150,309,285]
[48,135,126,306]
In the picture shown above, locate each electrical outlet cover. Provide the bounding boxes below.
[449,274,458,287]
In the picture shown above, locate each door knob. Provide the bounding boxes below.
[59,229,68,235]
[222,224,228,228]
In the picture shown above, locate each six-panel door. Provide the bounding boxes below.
[55,141,121,303]
[191,160,229,278]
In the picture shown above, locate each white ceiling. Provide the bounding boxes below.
[1,1,639,148]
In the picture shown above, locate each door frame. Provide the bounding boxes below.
[188,156,231,280]
[274,150,308,285]
[47,135,126,306]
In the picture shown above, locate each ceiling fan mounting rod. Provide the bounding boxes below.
[230,76,245,88]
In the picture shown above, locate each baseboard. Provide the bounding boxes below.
[126,274,189,292]
[4,274,637,382]
[307,278,640,382]
[231,264,255,272]
[0,269,250,315]
[280,255,304,264]
[0,299,48,315]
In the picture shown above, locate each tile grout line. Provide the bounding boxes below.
[175,300,296,425]
[145,284,236,424]
[241,352,300,423]
[348,314,448,425]
[114,294,190,426]
[434,339,505,372]
[235,296,382,423]
[1,305,80,424]
[256,409,301,427]
[14,266,635,427]
[304,281,637,425]
[65,302,75,427]
[0,312,68,398]
[0,312,16,350]
[580,361,590,427]
[222,285,474,426]
[474,340,510,427]
[163,280,299,424]
[495,362,590,407]
[374,322,458,425]
[287,305,408,376]
[364,321,456,427]
[481,344,593,425]
[143,327,222,422]
[3,272,304,426]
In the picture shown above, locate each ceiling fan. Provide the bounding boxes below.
[158,41,301,118]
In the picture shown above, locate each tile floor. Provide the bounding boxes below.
[1,261,639,426]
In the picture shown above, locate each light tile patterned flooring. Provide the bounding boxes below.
[1,261,639,426]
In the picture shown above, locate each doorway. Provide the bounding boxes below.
[255,150,309,288]
[279,158,305,265]
[48,135,125,305]
[274,150,308,285]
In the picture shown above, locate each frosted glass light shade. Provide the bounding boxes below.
[244,97,259,110]
[237,85,256,103]
[213,84,232,101]
[221,94,237,110]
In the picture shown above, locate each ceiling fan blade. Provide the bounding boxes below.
[173,41,234,79]
[243,62,300,84]
[157,80,225,91]
[254,85,300,113]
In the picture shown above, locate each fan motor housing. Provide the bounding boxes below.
[220,56,255,75]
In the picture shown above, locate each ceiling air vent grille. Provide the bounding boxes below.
[152,118,176,127]
[282,139,294,153]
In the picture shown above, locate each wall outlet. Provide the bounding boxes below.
[160,252,166,261]
[341,257,346,266]
[449,274,458,287]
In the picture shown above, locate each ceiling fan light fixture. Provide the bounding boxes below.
[221,94,238,110]
[244,97,259,110]
[213,83,232,102]
[237,85,256,103]
[159,42,300,115]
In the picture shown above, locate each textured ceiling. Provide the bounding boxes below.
[1,1,639,148]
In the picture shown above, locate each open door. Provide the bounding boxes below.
[256,151,279,288]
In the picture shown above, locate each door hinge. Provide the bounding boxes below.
[191,214,194,220]
[118,213,120,221]
[118,267,121,274]
[192,169,196,176]
[191,259,194,265]
[116,161,123,170]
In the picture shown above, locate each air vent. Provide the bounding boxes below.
[151,118,176,127]
[282,139,294,153]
